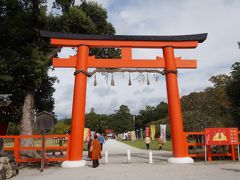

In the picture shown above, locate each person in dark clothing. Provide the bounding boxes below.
[157,136,164,151]
[87,138,92,160]
[91,135,101,168]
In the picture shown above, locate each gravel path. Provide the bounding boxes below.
[11,139,240,180]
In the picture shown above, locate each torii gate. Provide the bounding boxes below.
[41,31,207,167]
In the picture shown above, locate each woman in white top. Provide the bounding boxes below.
[145,136,151,150]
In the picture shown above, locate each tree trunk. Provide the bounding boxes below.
[20,91,35,157]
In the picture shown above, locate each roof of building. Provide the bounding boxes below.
[36,111,56,118]
[0,94,15,114]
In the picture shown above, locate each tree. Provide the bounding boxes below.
[48,1,120,59]
[79,1,115,35]
[181,74,233,131]
[0,0,118,151]
[53,0,75,12]
[226,62,240,127]
[85,108,99,131]
[53,119,70,134]
[136,102,168,129]
[0,0,58,157]
[138,106,157,127]
[110,105,134,133]
[0,0,55,140]
[154,101,168,120]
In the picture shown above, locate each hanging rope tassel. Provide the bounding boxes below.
[147,73,150,85]
[94,74,97,86]
[128,73,132,86]
[111,73,115,86]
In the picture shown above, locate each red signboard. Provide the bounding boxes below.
[205,128,238,145]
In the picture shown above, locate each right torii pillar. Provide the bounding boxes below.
[163,47,192,163]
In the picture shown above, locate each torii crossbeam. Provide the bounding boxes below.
[41,31,207,167]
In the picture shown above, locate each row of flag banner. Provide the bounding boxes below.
[118,124,167,141]
[145,124,166,141]
[84,124,167,141]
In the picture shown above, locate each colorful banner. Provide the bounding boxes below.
[160,124,167,142]
[83,128,89,142]
[131,131,136,140]
[150,124,156,140]
[145,127,150,137]
[139,128,143,139]
[205,128,238,145]
[87,128,91,141]
[135,129,139,139]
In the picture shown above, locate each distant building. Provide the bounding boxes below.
[0,94,15,135]
[0,94,14,114]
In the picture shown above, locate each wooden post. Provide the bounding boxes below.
[14,136,20,162]
[68,45,89,161]
[231,144,236,160]
[66,135,71,160]
[40,131,46,172]
[207,146,212,161]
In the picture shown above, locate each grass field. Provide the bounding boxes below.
[120,139,172,151]
[3,138,88,151]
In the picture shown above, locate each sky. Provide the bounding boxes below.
[47,0,240,119]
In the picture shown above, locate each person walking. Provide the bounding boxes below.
[91,135,101,168]
[157,136,164,151]
[97,134,105,151]
[145,136,151,150]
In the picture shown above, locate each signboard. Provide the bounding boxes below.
[205,128,238,145]
[35,111,55,131]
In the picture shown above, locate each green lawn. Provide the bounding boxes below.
[120,139,172,151]
[3,138,88,152]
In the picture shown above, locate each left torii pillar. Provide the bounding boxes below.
[62,45,89,168]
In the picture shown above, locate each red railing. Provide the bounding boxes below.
[184,131,240,161]
[0,134,70,163]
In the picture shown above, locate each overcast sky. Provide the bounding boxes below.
[47,0,240,119]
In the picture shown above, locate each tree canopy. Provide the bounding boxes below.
[0,0,55,125]
[0,0,119,140]
[226,62,240,127]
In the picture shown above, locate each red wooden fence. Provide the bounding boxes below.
[1,132,239,163]
[0,134,70,163]
[184,131,240,161]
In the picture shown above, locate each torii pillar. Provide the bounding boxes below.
[163,47,192,163]
[61,45,89,167]
[40,30,207,167]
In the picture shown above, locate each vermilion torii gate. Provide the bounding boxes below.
[41,31,207,167]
